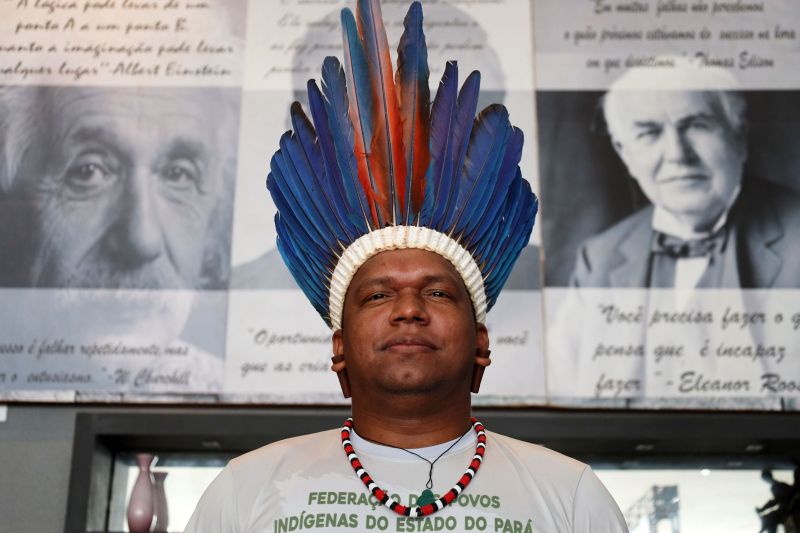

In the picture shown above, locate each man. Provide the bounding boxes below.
[756,469,793,533]
[0,86,237,291]
[0,87,238,388]
[570,65,800,289]
[187,248,625,532]
[186,1,626,531]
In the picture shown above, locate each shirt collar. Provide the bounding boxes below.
[349,427,477,461]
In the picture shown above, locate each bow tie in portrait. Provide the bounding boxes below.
[652,230,727,259]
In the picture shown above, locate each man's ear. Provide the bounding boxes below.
[331,329,351,399]
[471,323,491,394]
[610,136,631,166]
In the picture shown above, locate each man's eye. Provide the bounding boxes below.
[688,118,714,131]
[430,290,449,298]
[64,160,113,194]
[161,161,199,190]
[367,293,386,301]
[635,128,660,141]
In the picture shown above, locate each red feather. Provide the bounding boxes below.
[357,0,406,224]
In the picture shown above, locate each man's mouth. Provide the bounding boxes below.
[659,172,708,184]
[381,335,437,352]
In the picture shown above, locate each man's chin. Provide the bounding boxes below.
[374,372,459,397]
[663,201,726,228]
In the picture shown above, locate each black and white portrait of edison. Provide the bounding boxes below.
[0,86,238,291]
[540,62,800,290]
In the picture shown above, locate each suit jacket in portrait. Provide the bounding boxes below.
[569,179,800,288]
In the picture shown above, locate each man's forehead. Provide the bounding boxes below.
[47,87,217,125]
[45,88,221,152]
[349,249,466,290]
[606,90,721,129]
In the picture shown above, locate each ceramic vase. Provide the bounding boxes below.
[127,453,155,533]
[152,471,169,533]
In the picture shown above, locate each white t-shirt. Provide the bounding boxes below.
[185,427,628,533]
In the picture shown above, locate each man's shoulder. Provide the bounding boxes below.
[571,206,653,286]
[580,206,653,255]
[229,428,340,472]
[743,179,800,218]
[487,431,588,480]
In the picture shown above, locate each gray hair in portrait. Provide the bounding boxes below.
[600,62,748,149]
[0,85,241,290]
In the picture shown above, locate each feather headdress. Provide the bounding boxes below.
[267,0,538,330]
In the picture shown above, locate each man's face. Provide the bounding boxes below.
[605,91,746,231]
[334,248,487,399]
[28,87,223,289]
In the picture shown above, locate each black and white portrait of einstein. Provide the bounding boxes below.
[0,86,239,291]
[0,87,240,384]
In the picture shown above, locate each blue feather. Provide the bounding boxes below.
[420,61,458,228]
[484,181,538,301]
[341,9,374,144]
[431,68,481,230]
[446,70,480,213]
[279,133,342,247]
[306,82,348,221]
[446,103,510,234]
[485,192,538,303]
[268,185,327,265]
[290,102,325,184]
[396,0,429,224]
[319,58,372,232]
[480,177,522,275]
[275,220,328,317]
[269,146,329,252]
[288,102,352,245]
[464,125,523,245]
[302,86,361,244]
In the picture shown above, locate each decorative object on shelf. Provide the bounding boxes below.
[152,471,169,533]
[127,453,155,533]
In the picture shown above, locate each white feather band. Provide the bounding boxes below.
[328,226,487,330]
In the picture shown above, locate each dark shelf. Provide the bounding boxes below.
[64,406,800,533]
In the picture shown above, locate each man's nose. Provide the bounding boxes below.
[390,290,429,324]
[105,170,163,266]
[662,126,697,164]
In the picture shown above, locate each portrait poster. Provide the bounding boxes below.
[536,0,800,408]
[224,0,544,405]
[0,0,545,404]
[0,0,248,399]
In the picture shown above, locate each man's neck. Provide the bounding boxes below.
[350,396,472,449]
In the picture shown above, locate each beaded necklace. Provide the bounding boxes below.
[340,418,486,518]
